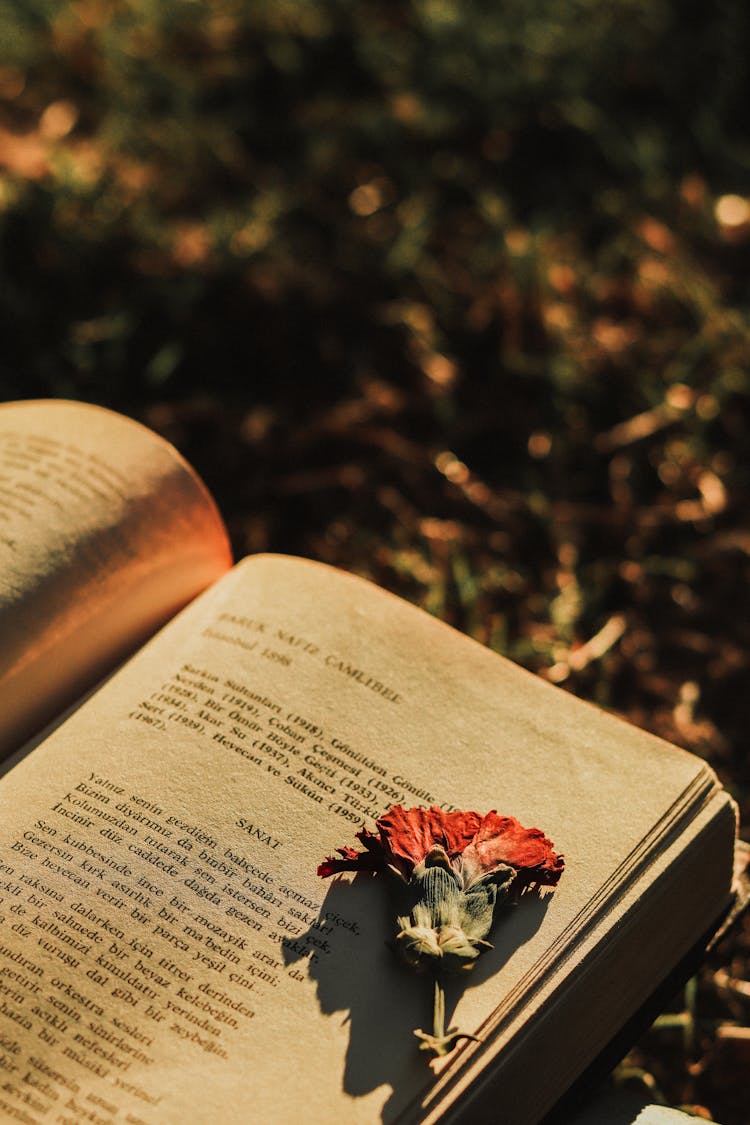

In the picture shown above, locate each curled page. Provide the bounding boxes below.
[0,399,232,755]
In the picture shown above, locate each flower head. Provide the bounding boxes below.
[319,805,564,1056]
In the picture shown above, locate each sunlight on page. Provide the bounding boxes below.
[0,399,231,755]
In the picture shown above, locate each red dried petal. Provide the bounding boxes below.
[317,847,363,878]
[317,805,564,893]
[317,827,386,878]
[460,811,564,889]
[377,806,482,875]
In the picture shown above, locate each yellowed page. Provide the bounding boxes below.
[0,399,232,755]
[0,556,734,1125]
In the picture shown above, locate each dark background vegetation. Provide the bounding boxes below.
[2,1,750,1119]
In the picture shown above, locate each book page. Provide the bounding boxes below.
[0,399,231,756]
[0,556,732,1124]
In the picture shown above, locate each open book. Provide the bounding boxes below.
[0,400,738,1124]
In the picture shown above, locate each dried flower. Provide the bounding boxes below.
[319,805,563,1057]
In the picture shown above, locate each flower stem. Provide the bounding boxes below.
[433,976,445,1041]
[414,973,483,1058]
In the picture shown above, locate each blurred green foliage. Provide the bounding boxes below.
[2,0,750,405]
[2,5,750,1118]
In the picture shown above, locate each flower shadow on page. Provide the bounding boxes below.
[282,873,552,1122]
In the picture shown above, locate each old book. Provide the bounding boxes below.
[0,399,739,1124]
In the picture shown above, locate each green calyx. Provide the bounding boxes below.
[393,849,514,975]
